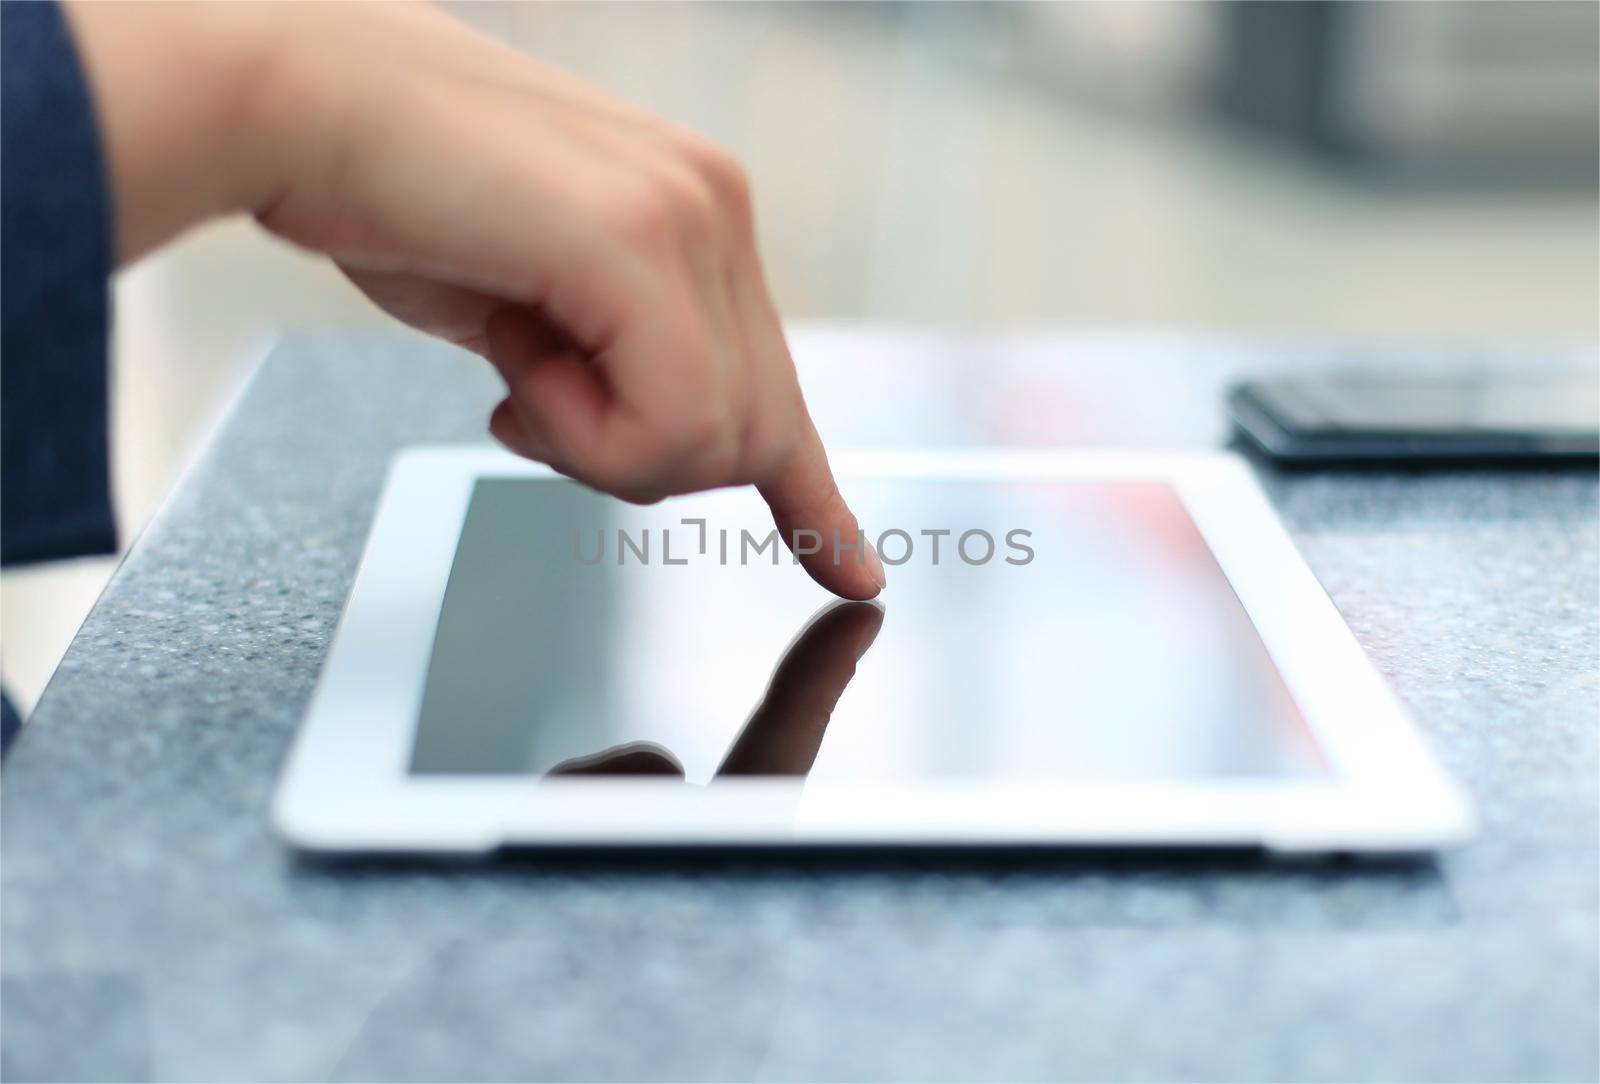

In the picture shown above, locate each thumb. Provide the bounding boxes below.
[758,423,885,601]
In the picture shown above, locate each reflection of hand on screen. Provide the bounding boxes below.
[546,601,884,781]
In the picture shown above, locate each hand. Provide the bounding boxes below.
[62,1,885,600]
[549,600,884,780]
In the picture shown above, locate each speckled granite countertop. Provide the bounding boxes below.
[3,329,1596,1082]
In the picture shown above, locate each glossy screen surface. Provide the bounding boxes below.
[409,478,1325,783]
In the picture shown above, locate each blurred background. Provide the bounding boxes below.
[3,0,1597,712]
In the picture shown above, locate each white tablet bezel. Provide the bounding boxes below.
[273,446,1473,854]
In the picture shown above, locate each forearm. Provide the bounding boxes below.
[60,1,297,263]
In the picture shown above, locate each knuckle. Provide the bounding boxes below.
[604,180,677,251]
[661,167,718,238]
[671,132,753,223]
[710,156,753,221]
[699,145,749,198]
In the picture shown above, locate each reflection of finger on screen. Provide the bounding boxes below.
[717,601,884,777]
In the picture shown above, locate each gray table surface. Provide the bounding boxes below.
[3,328,1597,1083]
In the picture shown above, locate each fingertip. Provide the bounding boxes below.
[778,507,885,601]
[864,537,888,592]
[760,448,885,600]
[798,547,885,602]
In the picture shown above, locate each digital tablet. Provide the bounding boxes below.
[273,447,1473,855]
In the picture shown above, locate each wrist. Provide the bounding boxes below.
[60,1,302,263]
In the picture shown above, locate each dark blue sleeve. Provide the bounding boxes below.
[1,0,116,567]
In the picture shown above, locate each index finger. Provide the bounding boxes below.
[758,421,886,600]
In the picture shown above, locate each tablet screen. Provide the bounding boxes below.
[409,478,1325,783]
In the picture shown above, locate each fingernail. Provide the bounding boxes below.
[864,537,887,591]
